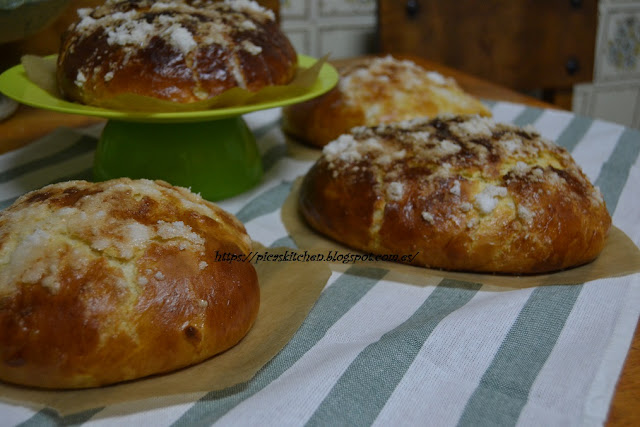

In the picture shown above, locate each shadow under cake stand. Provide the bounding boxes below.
[0,55,338,200]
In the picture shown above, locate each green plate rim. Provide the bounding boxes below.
[0,54,338,123]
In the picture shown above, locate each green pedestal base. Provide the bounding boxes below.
[94,117,263,201]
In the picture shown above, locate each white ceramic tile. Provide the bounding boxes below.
[572,83,593,117]
[281,0,309,19]
[319,0,376,16]
[281,0,377,59]
[572,81,640,129]
[318,25,377,59]
[282,27,312,56]
[591,87,639,126]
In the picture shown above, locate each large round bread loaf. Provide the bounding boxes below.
[299,115,611,274]
[0,178,259,388]
[282,55,491,148]
[57,0,297,107]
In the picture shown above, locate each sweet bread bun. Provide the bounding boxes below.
[282,55,491,147]
[0,178,259,389]
[57,0,297,107]
[299,115,611,274]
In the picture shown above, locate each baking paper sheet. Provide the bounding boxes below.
[0,244,331,415]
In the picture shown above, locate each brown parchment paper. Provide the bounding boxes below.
[283,178,640,290]
[22,54,327,112]
[0,244,331,416]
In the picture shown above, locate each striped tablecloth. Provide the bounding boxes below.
[1,101,639,426]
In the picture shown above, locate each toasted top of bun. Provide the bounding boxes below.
[0,178,259,389]
[299,115,611,274]
[57,0,297,106]
[282,55,491,147]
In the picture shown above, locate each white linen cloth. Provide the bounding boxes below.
[0,102,638,427]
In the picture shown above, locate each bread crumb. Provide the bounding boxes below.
[157,220,205,245]
[75,71,86,87]
[421,211,435,224]
[241,40,262,55]
[227,0,275,21]
[165,24,196,55]
[106,15,154,47]
[500,138,521,153]
[437,140,461,156]
[517,204,535,223]
[412,131,431,142]
[387,182,404,201]
[323,134,362,163]
[450,180,461,196]
[426,71,446,85]
[456,116,495,137]
[199,261,208,270]
[474,185,508,214]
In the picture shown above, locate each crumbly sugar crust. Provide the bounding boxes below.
[57,0,296,105]
[300,115,611,273]
[0,178,259,388]
[281,55,491,147]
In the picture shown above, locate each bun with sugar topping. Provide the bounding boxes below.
[299,115,611,274]
[0,178,259,388]
[282,55,492,148]
[57,0,297,107]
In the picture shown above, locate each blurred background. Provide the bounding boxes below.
[1,0,639,129]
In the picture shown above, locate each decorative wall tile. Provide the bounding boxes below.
[594,2,640,82]
[280,0,309,19]
[574,0,640,129]
[280,0,377,59]
[318,25,377,58]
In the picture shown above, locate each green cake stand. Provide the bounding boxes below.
[0,55,338,200]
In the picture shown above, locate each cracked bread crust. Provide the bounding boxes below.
[57,0,297,106]
[299,115,611,274]
[282,55,491,148]
[0,178,259,389]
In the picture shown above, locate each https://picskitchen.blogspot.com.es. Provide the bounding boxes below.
[214,250,420,265]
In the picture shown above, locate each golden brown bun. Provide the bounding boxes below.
[300,115,611,274]
[0,178,259,389]
[57,0,297,106]
[282,55,491,147]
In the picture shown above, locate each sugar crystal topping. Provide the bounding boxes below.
[72,0,274,62]
[0,179,246,295]
[339,55,453,95]
[386,182,404,201]
[316,115,606,237]
[474,185,508,214]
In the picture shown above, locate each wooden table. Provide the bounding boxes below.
[0,54,637,425]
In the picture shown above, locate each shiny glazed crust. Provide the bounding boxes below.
[0,178,259,388]
[282,56,491,147]
[299,115,612,274]
[57,0,297,106]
